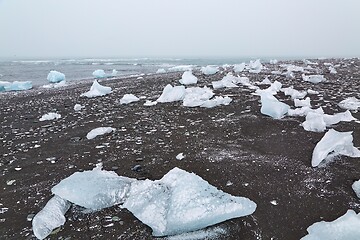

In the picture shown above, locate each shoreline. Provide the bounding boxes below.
[1,58,360,239]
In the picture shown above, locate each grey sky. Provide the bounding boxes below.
[0,0,359,59]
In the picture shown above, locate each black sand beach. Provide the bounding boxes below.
[1,58,360,239]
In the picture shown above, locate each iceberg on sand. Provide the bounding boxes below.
[92,69,106,78]
[212,73,238,89]
[311,129,360,167]
[0,81,32,91]
[32,195,70,240]
[302,74,326,84]
[302,110,356,132]
[233,63,246,72]
[33,167,256,238]
[248,59,263,73]
[157,84,186,103]
[81,80,112,98]
[201,65,218,75]
[47,71,65,83]
[86,127,116,140]
[352,180,360,198]
[39,112,61,122]
[301,210,360,240]
[201,96,232,108]
[183,86,214,107]
[259,93,290,119]
[280,86,307,99]
[338,97,360,111]
[120,94,140,105]
[179,71,198,85]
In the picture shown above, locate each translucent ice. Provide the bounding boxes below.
[52,164,133,210]
[201,65,218,75]
[111,69,118,77]
[329,66,337,74]
[122,167,257,237]
[233,63,246,72]
[179,71,198,85]
[255,81,282,95]
[301,210,360,240]
[47,71,65,83]
[120,94,140,104]
[73,104,84,111]
[201,96,232,108]
[81,80,112,98]
[302,74,326,84]
[157,84,186,103]
[39,112,61,121]
[212,73,238,89]
[92,69,106,78]
[248,59,262,73]
[144,100,158,106]
[303,110,356,132]
[338,97,360,111]
[352,180,360,198]
[183,86,214,107]
[294,97,311,107]
[156,68,166,74]
[259,93,290,119]
[86,127,116,140]
[280,86,307,99]
[0,81,32,91]
[311,129,360,167]
[32,195,70,240]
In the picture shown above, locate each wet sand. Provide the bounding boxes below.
[1,58,360,239]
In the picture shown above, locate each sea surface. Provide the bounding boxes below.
[0,57,290,87]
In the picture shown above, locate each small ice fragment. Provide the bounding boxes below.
[311,129,360,167]
[32,195,70,240]
[86,127,116,140]
[27,213,35,221]
[39,112,61,122]
[179,71,198,85]
[92,69,106,78]
[156,68,166,74]
[329,66,337,74]
[226,181,233,186]
[15,167,22,171]
[307,89,319,95]
[111,69,118,77]
[119,94,140,105]
[338,97,360,111]
[301,210,360,240]
[294,97,311,107]
[259,93,290,119]
[6,180,16,185]
[233,63,246,72]
[74,104,84,111]
[176,153,185,160]
[81,80,112,98]
[270,200,278,206]
[281,86,307,99]
[248,59,262,73]
[144,100,158,106]
[352,180,360,198]
[200,96,232,108]
[212,73,238,89]
[0,207,8,214]
[302,74,326,84]
[157,84,186,103]
[47,71,65,83]
[201,65,218,75]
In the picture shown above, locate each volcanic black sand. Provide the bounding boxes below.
[1,58,360,240]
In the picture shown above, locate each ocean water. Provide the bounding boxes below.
[0,58,273,87]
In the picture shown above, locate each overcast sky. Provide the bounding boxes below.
[0,0,359,59]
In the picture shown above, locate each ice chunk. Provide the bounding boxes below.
[329,66,337,74]
[233,63,245,72]
[92,69,106,78]
[120,94,140,105]
[248,59,262,73]
[281,86,307,99]
[180,71,198,85]
[0,81,32,91]
[52,164,133,210]
[81,80,112,98]
[144,100,158,106]
[157,84,186,103]
[212,73,238,89]
[269,59,278,64]
[156,68,166,74]
[200,96,232,108]
[32,195,70,240]
[201,65,218,75]
[168,65,194,72]
[307,89,319,95]
[255,80,282,95]
[288,106,314,117]
[41,80,67,89]
[74,104,84,111]
[302,74,326,84]
[183,87,214,107]
[259,93,290,119]
[47,71,65,83]
[122,167,257,237]
[352,180,360,198]
[323,110,357,126]
[311,129,360,167]
[294,97,311,107]
[86,127,116,140]
[176,153,185,160]
[111,69,118,77]
[301,210,360,240]
[338,97,360,111]
[258,77,271,85]
[39,112,61,122]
